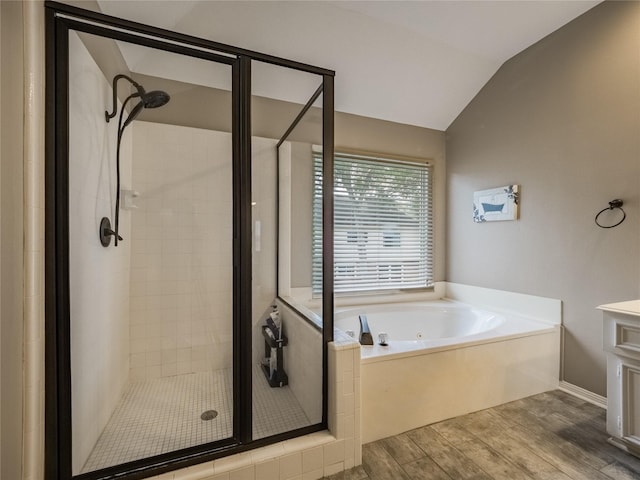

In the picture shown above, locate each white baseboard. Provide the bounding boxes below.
[558,381,607,409]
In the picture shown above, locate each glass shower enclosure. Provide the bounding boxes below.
[44,3,334,479]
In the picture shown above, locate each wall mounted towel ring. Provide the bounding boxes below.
[595,199,626,228]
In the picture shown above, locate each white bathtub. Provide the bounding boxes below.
[337,302,504,341]
[334,299,561,442]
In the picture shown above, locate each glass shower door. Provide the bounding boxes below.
[67,29,235,475]
[250,60,325,440]
[48,4,333,478]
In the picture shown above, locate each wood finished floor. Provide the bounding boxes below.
[324,390,640,480]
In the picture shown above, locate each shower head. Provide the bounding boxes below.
[121,89,171,129]
[105,74,170,124]
[141,90,170,109]
[122,89,171,129]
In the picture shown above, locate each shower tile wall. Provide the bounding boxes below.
[129,122,233,380]
[68,32,133,474]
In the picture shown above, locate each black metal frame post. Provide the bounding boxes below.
[233,55,253,445]
[45,7,72,479]
[322,74,335,426]
[44,2,334,479]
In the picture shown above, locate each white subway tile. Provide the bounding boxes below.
[130,353,145,368]
[202,474,228,480]
[176,361,192,375]
[177,348,191,363]
[344,414,355,440]
[323,440,345,466]
[229,466,254,480]
[343,370,354,395]
[323,462,344,477]
[162,349,177,365]
[344,438,355,462]
[130,338,147,354]
[279,452,302,480]
[340,350,353,373]
[146,350,161,366]
[161,363,177,377]
[353,349,361,377]
[254,459,279,480]
[344,393,355,416]
[302,469,324,480]
[130,367,146,382]
[250,443,285,463]
[302,447,323,473]
[173,461,214,480]
[214,452,252,474]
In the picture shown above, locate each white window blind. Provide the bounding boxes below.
[313,152,433,294]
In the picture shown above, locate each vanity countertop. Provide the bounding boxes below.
[598,300,640,317]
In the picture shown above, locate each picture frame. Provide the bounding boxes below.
[473,185,519,222]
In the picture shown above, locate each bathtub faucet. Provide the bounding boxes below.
[359,314,374,345]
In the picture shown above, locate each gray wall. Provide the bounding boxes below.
[1,1,24,478]
[446,0,640,396]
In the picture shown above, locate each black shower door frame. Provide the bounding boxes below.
[44,2,335,480]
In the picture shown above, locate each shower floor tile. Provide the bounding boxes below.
[82,365,311,473]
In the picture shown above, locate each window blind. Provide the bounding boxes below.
[313,152,433,294]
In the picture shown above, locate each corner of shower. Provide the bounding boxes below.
[44,2,334,479]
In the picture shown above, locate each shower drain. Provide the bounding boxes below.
[200,410,218,421]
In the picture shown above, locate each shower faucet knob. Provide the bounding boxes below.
[99,217,123,247]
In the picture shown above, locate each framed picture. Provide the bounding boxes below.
[473,185,519,222]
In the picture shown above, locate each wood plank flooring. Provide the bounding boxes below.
[324,390,640,480]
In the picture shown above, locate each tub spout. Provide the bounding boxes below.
[359,314,374,345]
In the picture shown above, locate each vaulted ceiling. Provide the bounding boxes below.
[95,0,601,131]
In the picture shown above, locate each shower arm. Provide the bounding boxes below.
[105,74,142,123]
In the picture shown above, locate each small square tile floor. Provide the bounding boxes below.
[82,365,311,473]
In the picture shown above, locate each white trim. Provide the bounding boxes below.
[23,2,45,480]
[558,381,607,409]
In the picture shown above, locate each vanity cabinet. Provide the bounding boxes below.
[600,300,640,456]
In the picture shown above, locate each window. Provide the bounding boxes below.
[383,230,401,247]
[313,151,433,294]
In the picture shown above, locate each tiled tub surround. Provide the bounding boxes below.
[358,283,562,443]
[278,300,323,425]
[141,339,361,480]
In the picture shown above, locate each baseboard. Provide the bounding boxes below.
[558,381,607,409]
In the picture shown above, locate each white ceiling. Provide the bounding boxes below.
[95,0,601,131]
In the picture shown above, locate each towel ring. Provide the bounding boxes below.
[595,199,626,228]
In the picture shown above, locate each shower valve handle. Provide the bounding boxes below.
[99,217,123,247]
[105,228,123,242]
